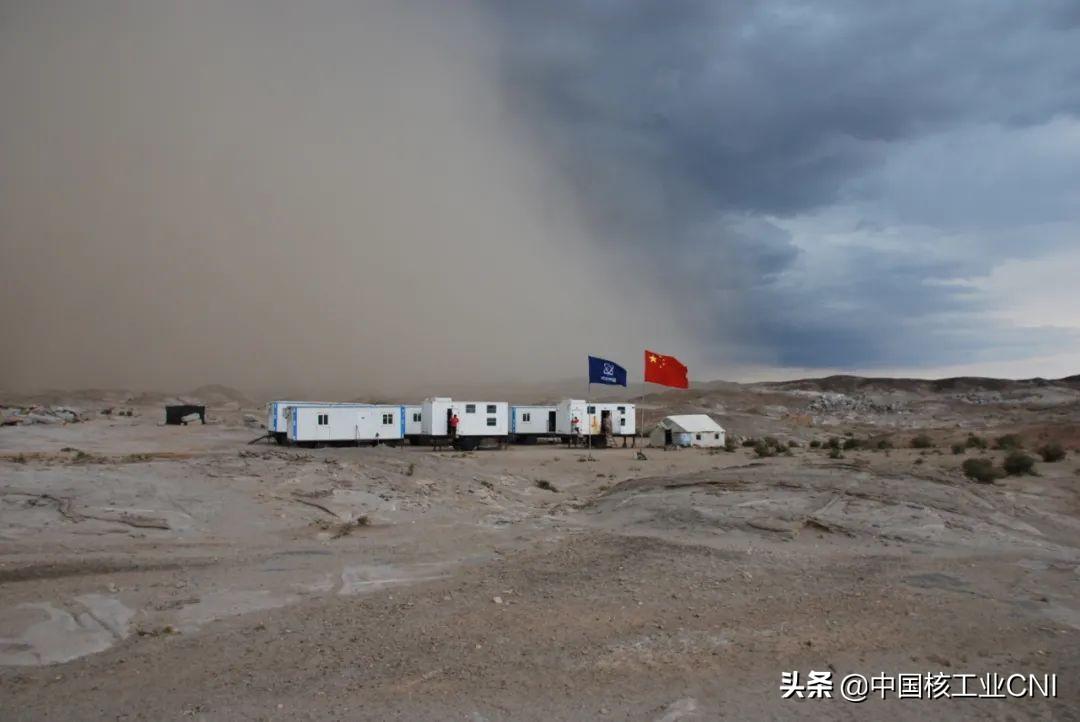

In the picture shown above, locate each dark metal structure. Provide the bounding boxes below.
[165,405,206,425]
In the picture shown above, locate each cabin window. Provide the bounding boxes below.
[617,406,625,412]
[522,412,531,422]
[318,414,328,425]
[587,405,596,414]
[715,433,720,439]
[465,404,476,413]
[619,418,626,427]
[486,417,497,427]
[486,404,496,414]
[382,413,393,424]
[412,412,421,422]
[696,433,702,440]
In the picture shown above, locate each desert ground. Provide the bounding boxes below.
[1,378,1079,720]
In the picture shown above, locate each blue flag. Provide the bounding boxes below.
[588,355,628,386]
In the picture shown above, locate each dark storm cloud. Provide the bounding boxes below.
[485,0,1080,370]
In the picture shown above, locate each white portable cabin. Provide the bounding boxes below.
[404,405,423,436]
[649,415,725,448]
[509,405,558,437]
[421,398,509,438]
[267,401,338,438]
[286,404,405,445]
[555,399,636,437]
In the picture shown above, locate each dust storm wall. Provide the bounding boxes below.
[0,1,692,397]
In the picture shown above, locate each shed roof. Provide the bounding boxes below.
[657,414,725,433]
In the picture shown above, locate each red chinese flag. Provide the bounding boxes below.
[644,350,689,389]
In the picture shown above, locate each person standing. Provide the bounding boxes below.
[570,414,581,447]
[449,412,460,442]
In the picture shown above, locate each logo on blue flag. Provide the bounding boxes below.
[588,355,628,386]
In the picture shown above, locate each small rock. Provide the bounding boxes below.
[493,596,503,605]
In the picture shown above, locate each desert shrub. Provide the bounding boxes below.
[911,434,934,449]
[914,458,925,465]
[764,436,780,448]
[1037,443,1065,463]
[965,434,988,450]
[724,437,737,452]
[962,457,1001,483]
[741,438,758,448]
[843,437,862,450]
[787,439,800,448]
[995,434,1024,450]
[826,437,841,450]
[876,438,893,450]
[951,442,966,455]
[827,447,843,459]
[809,439,822,449]
[754,440,776,458]
[1003,451,1036,476]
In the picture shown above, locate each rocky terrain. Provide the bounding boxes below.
[1,378,1078,720]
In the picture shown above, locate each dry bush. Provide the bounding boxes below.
[1037,443,1065,463]
[754,440,776,458]
[962,457,1001,483]
[965,434,988,450]
[911,434,934,449]
[995,434,1024,451]
[1003,451,1036,476]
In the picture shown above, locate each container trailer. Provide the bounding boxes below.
[509,405,558,443]
[285,404,405,447]
[555,399,636,444]
[266,401,343,444]
[420,397,509,450]
[405,405,423,439]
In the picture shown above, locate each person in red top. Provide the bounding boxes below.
[449,413,460,441]
[570,415,581,447]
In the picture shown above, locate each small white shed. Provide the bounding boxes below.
[649,415,726,448]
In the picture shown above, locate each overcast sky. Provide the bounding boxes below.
[485,0,1080,378]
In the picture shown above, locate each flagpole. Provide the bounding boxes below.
[635,349,643,444]
[640,351,645,449]
[639,395,643,448]
[587,378,592,457]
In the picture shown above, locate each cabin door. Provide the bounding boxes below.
[547,411,556,433]
[664,428,673,446]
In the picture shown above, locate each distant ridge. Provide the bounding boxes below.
[752,374,1080,395]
